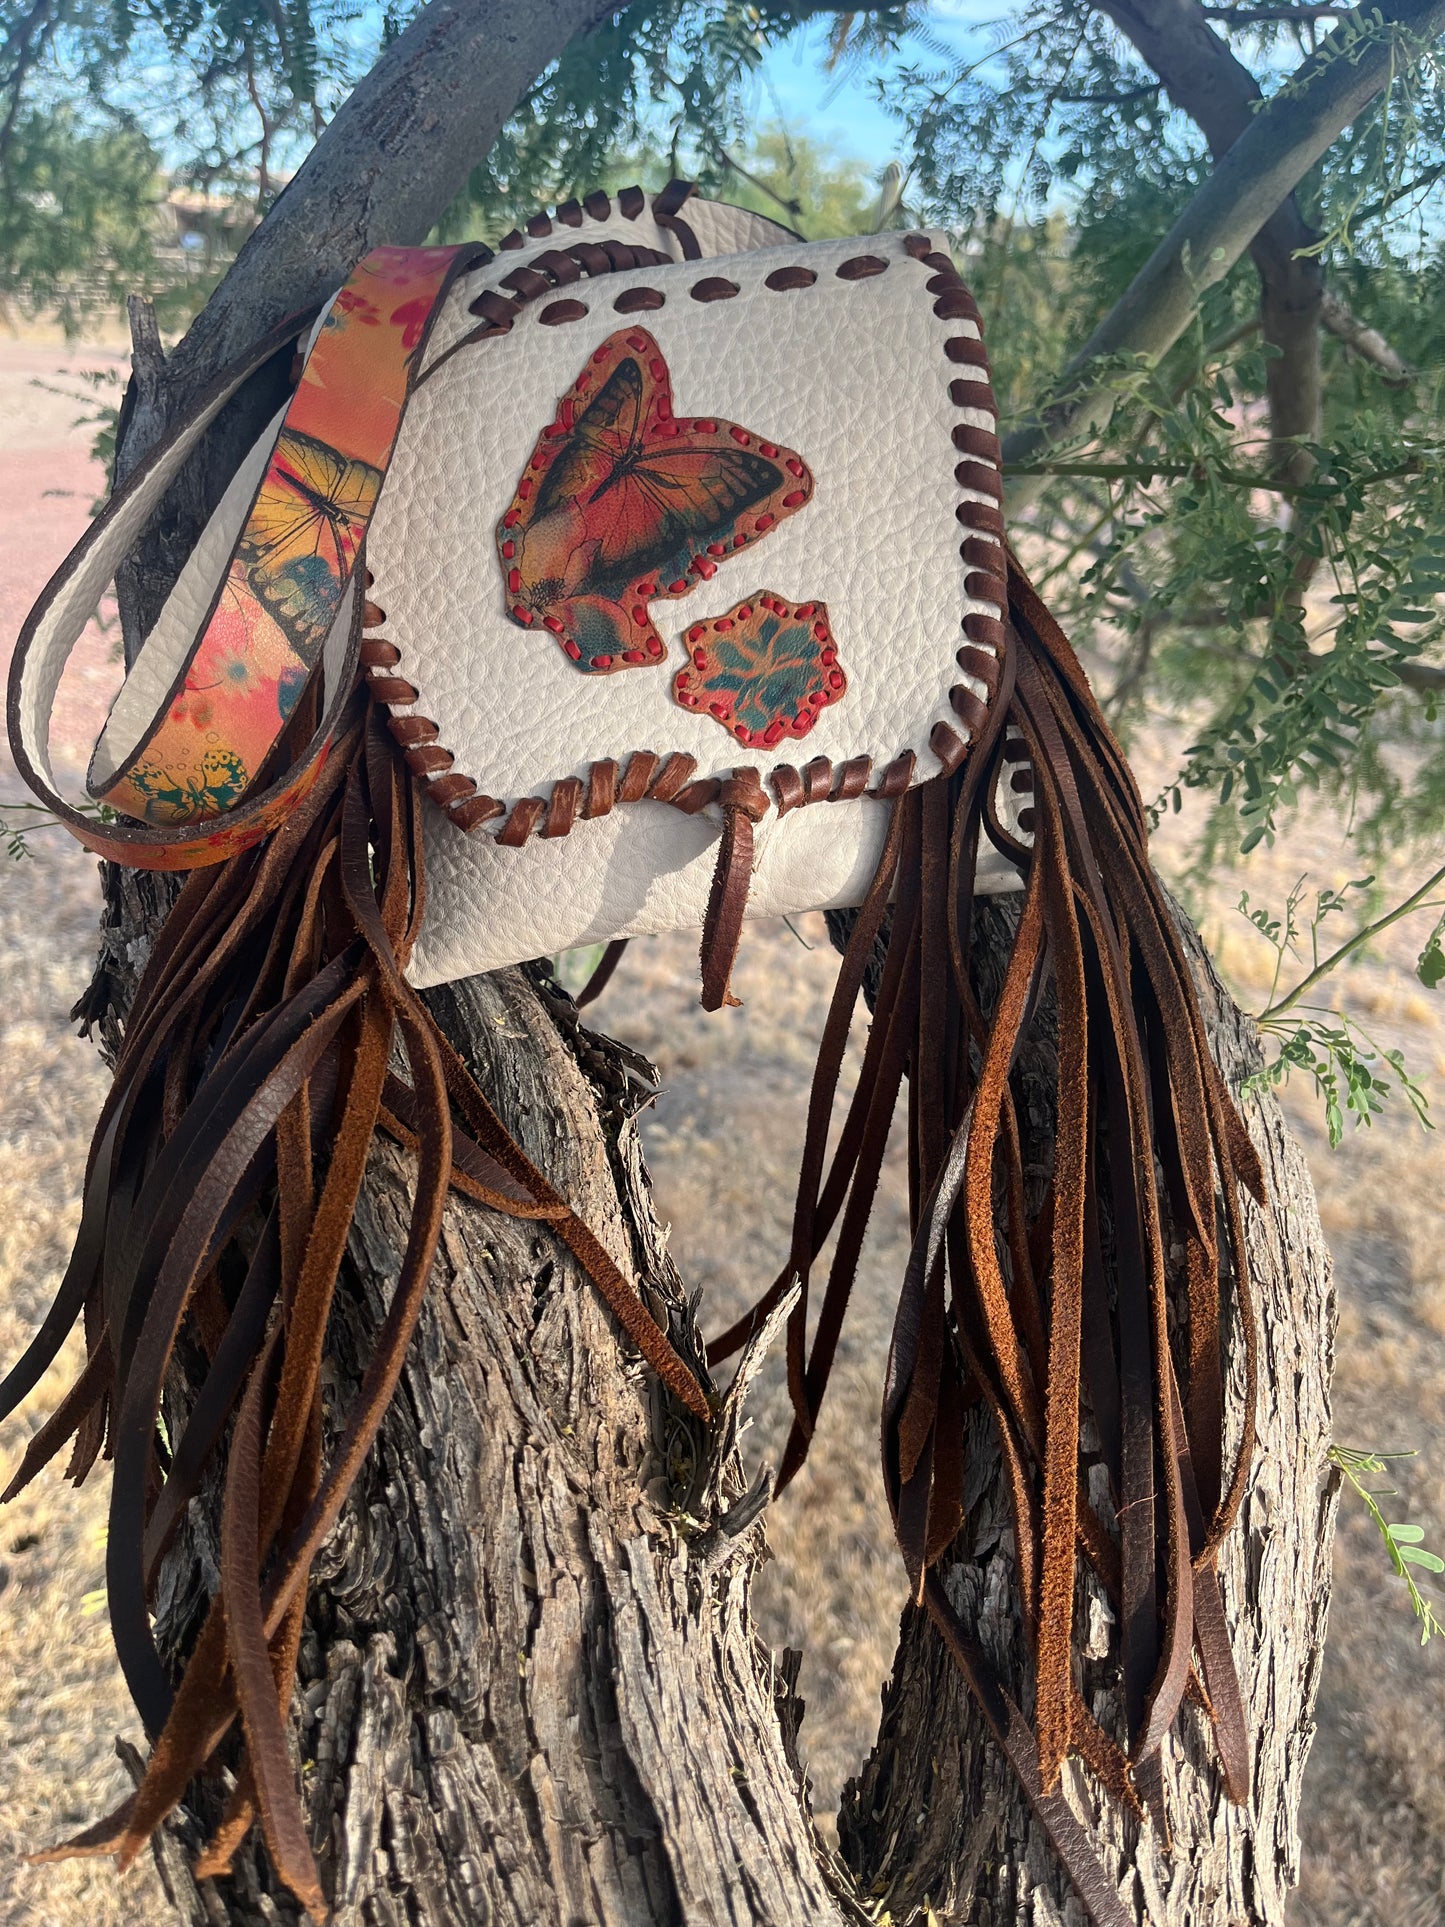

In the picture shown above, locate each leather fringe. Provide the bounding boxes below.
[711,548,1264,1922]
[0,689,708,1915]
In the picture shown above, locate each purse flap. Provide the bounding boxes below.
[364,222,1004,843]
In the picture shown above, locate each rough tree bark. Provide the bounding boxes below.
[79,3,1344,1920]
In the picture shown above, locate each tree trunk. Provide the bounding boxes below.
[89,887,1337,1926]
[80,5,1339,1919]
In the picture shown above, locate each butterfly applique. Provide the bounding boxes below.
[498,328,814,673]
[237,427,382,655]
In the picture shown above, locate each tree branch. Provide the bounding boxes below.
[1202,5,1353,18]
[1320,287,1415,382]
[1003,0,1445,510]
[130,0,621,451]
[1091,0,1326,477]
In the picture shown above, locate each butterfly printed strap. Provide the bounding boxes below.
[8,245,484,871]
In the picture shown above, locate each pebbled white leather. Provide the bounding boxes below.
[373,222,1017,985]
[88,200,804,793]
[371,229,994,806]
[413,782,1025,986]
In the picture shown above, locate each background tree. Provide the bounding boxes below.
[2,0,1443,1921]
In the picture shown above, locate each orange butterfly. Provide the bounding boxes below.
[237,428,381,654]
[498,328,814,673]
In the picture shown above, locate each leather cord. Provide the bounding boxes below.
[699,768,771,1010]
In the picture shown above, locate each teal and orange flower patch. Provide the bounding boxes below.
[673,593,845,747]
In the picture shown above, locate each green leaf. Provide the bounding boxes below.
[1399,1548,1445,1573]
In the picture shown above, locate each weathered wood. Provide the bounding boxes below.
[838,899,1339,1925]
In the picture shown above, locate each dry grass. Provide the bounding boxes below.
[1,342,1443,1925]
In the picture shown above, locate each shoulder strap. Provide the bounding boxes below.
[7,244,484,871]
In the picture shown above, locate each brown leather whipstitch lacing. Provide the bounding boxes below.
[708,550,1265,1927]
[0,684,708,1917]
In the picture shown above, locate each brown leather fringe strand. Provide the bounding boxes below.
[709,549,1264,1925]
[0,690,708,1916]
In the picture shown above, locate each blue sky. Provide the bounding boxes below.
[753,3,1003,169]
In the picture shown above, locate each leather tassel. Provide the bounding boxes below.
[713,548,1263,1924]
[699,768,771,1010]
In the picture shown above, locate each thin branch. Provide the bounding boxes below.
[1261,860,1445,1020]
[1006,453,1424,493]
[1002,0,1445,510]
[1320,289,1415,384]
[703,137,805,224]
[1054,81,1162,101]
[1350,154,1445,222]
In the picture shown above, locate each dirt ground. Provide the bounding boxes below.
[0,340,1441,1925]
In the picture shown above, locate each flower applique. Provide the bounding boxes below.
[673,593,846,747]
